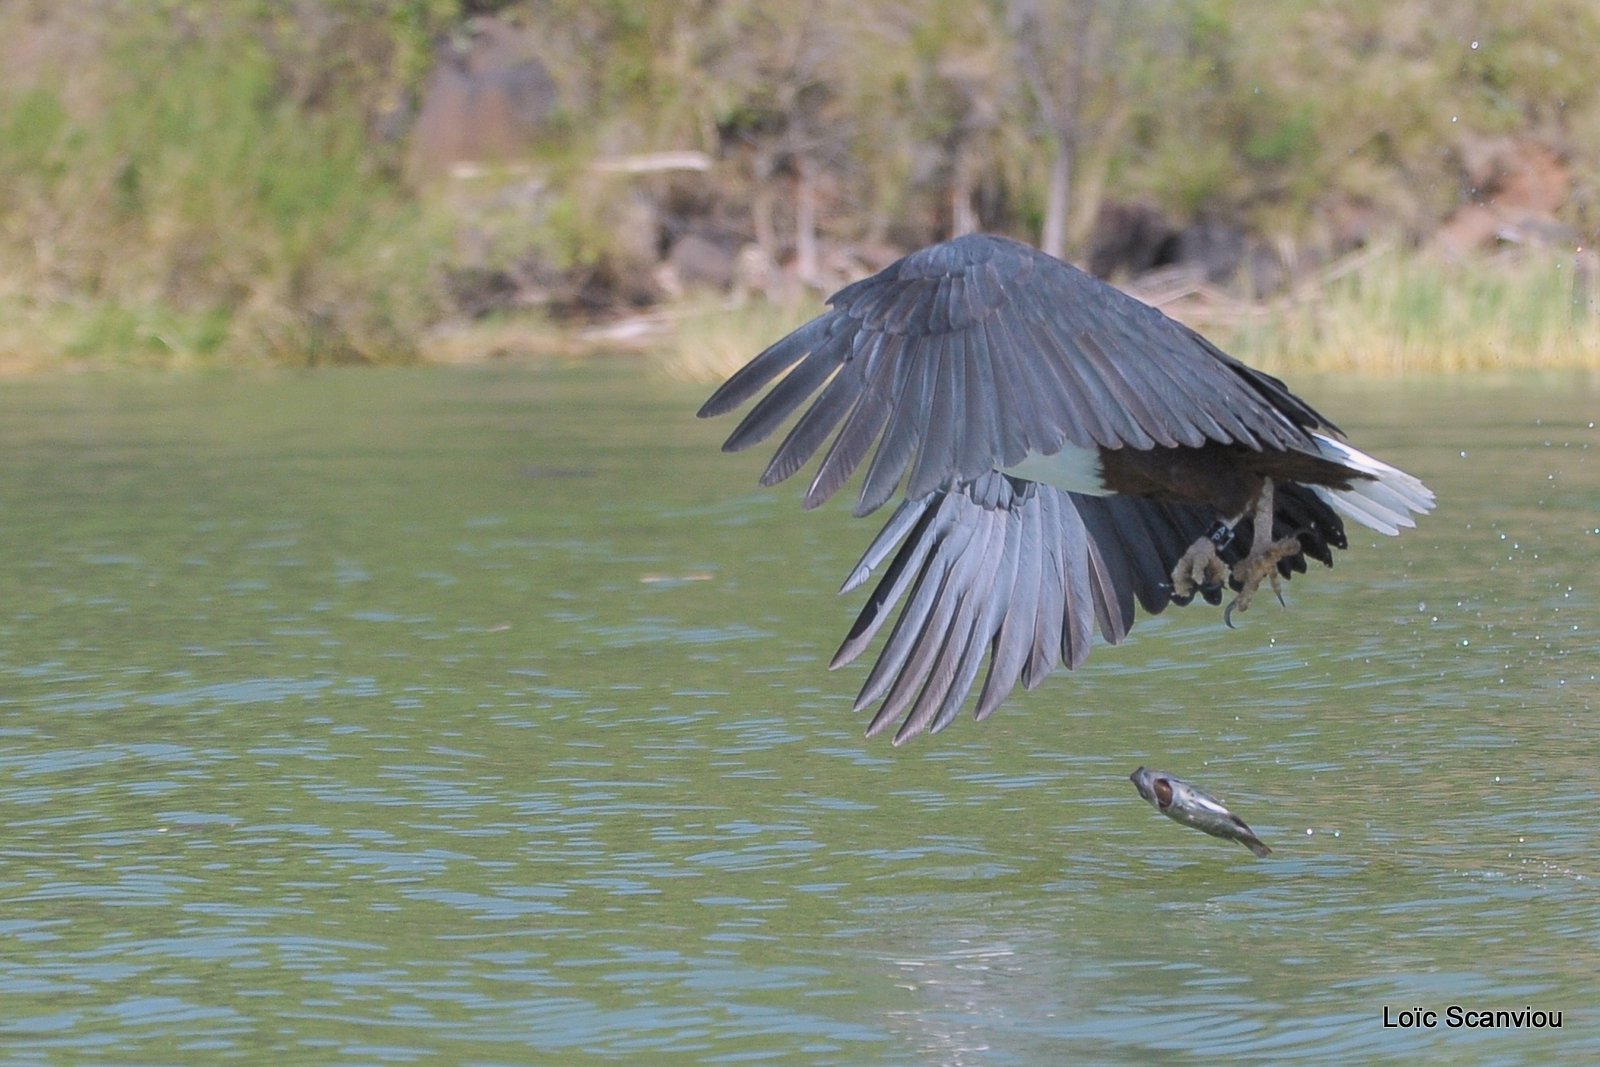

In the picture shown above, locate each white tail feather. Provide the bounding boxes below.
[1309,432,1435,536]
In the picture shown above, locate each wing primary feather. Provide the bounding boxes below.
[855,351,932,516]
[948,327,997,483]
[1057,326,1147,448]
[926,618,993,737]
[1037,310,1135,448]
[1059,500,1097,667]
[905,336,960,498]
[1010,312,1094,450]
[697,314,833,419]
[1059,305,1184,449]
[1085,536,1131,647]
[1075,499,1139,639]
[721,325,852,454]
[892,506,1007,741]
[1024,490,1068,688]
[831,501,943,670]
[1196,329,1336,439]
[878,621,958,742]
[759,349,867,490]
[1083,299,1219,448]
[1072,496,1146,614]
[929,501,1013,733]
[857,504,982,717]
[1068,329,1162,449]
[975,490,1042,720]
[980,307,1046,463]
[1125,502,1204,612]
[838,493,928,595]
[909,612,986,742]
[839,472,1204,737]
[874,505,997,739]
[804,334,905,509]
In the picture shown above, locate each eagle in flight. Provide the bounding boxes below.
[698,234,1434,745]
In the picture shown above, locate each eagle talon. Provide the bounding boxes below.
[1170,536,1230,600]
[1222,536,1300,627]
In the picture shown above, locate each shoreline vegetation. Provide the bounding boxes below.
[2,2,1599,377]
[658,241,1600,382]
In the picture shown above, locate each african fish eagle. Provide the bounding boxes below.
[698,234,1434,744]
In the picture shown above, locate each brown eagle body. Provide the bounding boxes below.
[1097,440,1362,515]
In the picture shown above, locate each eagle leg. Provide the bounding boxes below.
[1223,477,1301,628]
[1170,532,1230,602]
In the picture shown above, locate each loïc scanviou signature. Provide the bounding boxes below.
[1383,1005,1563,1029]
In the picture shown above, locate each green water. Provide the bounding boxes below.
[0,363,1595,1063]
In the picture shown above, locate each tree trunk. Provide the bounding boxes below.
[795,155,819,287]
[752,150,778,272]
[1040,139,1071,259]
[951,147,979,237]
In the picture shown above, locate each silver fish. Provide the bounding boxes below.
[1129,766,1272,857]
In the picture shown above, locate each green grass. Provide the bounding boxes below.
[660,245,1600,385]
[0,7,447,370]
[658,294,820,384]
[1217,245,1600,374]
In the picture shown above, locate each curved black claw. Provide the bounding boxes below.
[1223,575,1289,628]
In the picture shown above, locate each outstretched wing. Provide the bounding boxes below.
[831,472,1224,744]
[698,233,1334,516]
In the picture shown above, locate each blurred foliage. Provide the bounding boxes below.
[1,0,1599,368]
[1225,244,1600,374]
[511,0,1600,247]
[0,0,458,367]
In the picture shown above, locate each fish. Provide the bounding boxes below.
[1129,766,1272,857]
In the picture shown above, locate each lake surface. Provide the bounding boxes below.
[0,362,1595,1063]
